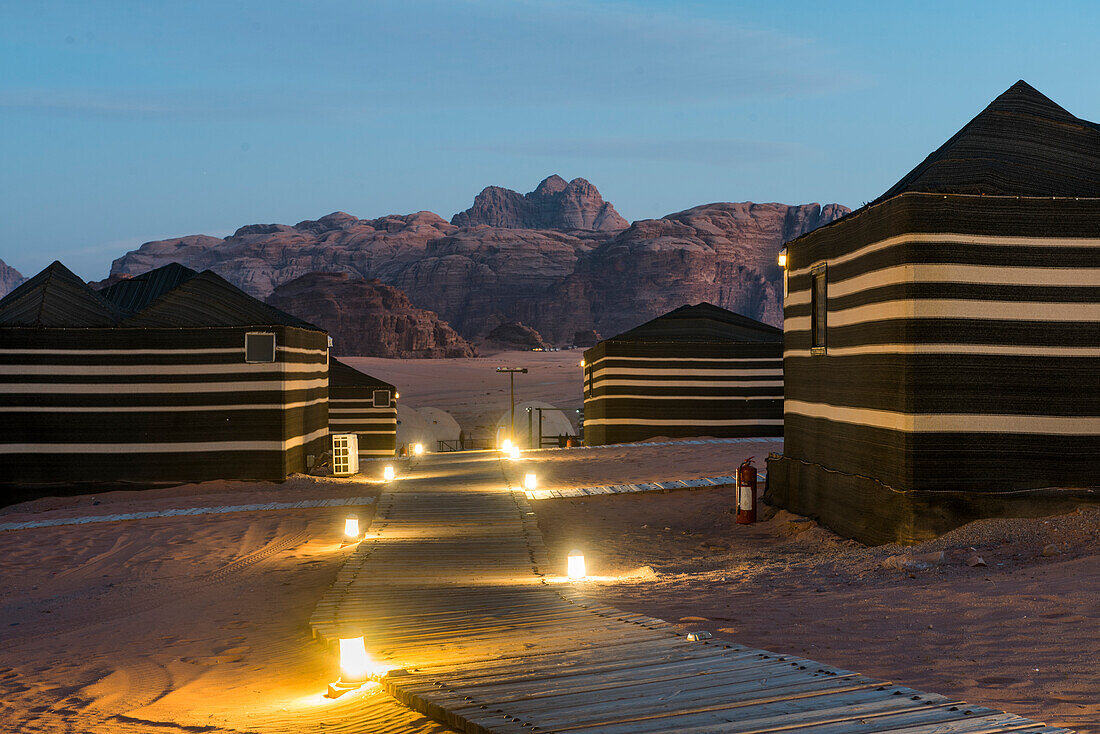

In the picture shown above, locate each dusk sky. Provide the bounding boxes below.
[2,0,1099,280]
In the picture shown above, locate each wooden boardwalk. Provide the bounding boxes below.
[311,454,1071,734]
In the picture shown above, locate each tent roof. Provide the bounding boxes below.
[871,80,1100,204]
[329,358,395,390]
[99,262,200,314]
[120,270,322,330]
[607,302,782,343]
[0,261,123,327]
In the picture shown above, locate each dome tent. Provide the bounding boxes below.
[496,400,577,449]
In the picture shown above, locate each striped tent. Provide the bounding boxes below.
[582,303,783,446]
[328,358,397,457]
[0,261,330,486]
[767,81,1100,545]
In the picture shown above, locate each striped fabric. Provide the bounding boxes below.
[582,305,783,446]
[766,81,1100,544]
[770,193,1100,543]
[0,326,330,484]
[328,358,396,457]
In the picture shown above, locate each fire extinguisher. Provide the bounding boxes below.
[736,457,757,524]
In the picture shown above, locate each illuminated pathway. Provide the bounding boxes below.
[311,452,1070,734]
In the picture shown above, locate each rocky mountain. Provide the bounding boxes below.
[451,175,628,231]
[0,257,25,298]
[265,272,475,358]
[108,177,849,346]
[479,321,548,353]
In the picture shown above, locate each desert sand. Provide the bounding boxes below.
[505,447,1099,733]
[1,353,1096,733]
[343,350,584,438]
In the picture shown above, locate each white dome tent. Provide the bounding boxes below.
[396,405,464,453]
[496,400,577,449]
[418,407,462,447]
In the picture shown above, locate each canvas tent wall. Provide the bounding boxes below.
[767,81,1100,545]
[328,358,397,457]
[581,303,783,446]
[0,261,329,486]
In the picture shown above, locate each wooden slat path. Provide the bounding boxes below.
[310,454,1071,734]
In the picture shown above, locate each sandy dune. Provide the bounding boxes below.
[343,350,584,438]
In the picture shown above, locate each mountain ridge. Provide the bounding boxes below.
[106,177,849,344]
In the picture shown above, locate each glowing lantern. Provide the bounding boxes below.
[394,392,400,400]
[338,636,371,682]
[579,358,585,368]
[567,550,586,580]
[502,438,513,452]
[508,445,520,461]
[524,473,537,490]
[777,248,788,268]
[413,443,424,456]
[344,514,359,539]
[383,465,395,481]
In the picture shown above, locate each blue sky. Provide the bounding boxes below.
[2,0,1098,279]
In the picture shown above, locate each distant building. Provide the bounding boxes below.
[0,262,329,486]
[767,81,1100,545]
[328,358,397,457]
[581,303,783,446]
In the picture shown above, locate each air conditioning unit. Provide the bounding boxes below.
[331,433,360,477]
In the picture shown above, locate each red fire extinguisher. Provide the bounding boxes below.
[736,457,757,524]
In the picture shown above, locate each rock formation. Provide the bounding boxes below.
[265,272,476,358]
[0,258,25,298]
[572,329,600,347]
[451,175,628,231]
[107,177,849,349]
[479,321,548,352]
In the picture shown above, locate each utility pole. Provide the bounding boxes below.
[495,367,527,441]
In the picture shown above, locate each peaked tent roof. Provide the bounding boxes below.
[0,261,124,327]
[329,357,395,390]
[608,303,782,343]
[871,80,1100,205]
[120,270,322,330]
[98,262,200,314]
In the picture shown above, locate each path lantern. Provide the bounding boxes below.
[567,550,586,580]
[524,473,537,490]
[383,465,396,481]
[413,443,424,456]
[344,514,360,539]
[339,636,370,683]
[508,445,521,461]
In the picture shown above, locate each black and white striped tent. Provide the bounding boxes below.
[767,81,1100,545]
[0,261,330,486]
[582,303,783,446]
[328,358,397,457]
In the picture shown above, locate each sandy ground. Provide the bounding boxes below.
[343,350,583,438]
[0,475,453,734]
[518,447,1100,733]
[2,418,1095,731]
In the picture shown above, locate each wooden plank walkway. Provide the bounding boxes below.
[310,454,1072,734]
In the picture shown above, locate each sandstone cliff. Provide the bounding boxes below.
[107,178,849,347]
[0,257,25,298]
[451,175,628,231]
[265,272,475,358]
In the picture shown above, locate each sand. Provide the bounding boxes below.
[343,350,584,438]
[518,447,1100,733]
[0,477,452,733]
